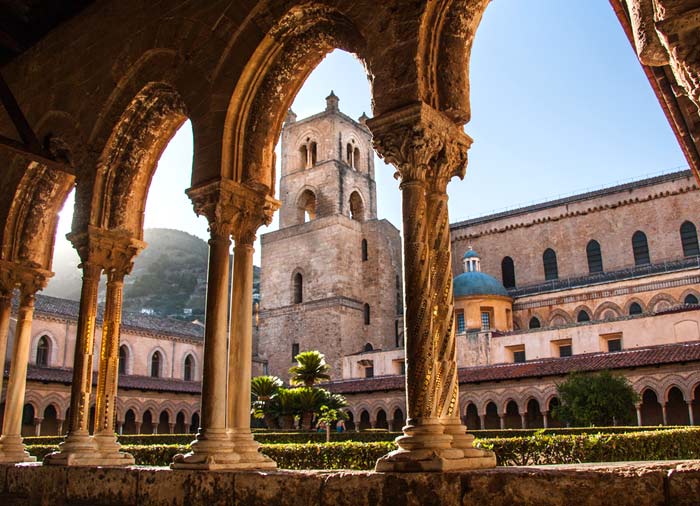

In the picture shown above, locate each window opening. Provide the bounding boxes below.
[632,231,650,265]
[586,240,603,274]
[681,221,700,257]
[501,256,516,288]
[543,248,558,280]
[36,335,49,367]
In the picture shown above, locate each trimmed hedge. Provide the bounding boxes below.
[476,428,700,466]
[24,428,700,470]
[23,426,683,447]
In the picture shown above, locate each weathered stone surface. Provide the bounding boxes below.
[6,462,66,504]
[65,466,138,505]
[668,462,700,506]
[138,467,236,506]
[234,470,323,506]
[0,462,698,505]
[460,465,667,506]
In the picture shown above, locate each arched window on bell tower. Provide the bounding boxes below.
[297,189,317,223]
[293,272,303,304]
[349,191,364,221]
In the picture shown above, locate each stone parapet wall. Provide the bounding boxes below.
[0,461,699,505]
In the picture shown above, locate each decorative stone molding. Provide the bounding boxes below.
[367,102,471,187]
[67,225,145,277]
[186,179,280,241]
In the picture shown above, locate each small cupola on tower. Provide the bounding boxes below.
[462,247,481,273]
[285,109,297,125]
[326,90,339,112]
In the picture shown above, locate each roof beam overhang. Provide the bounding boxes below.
[0,71,71,172]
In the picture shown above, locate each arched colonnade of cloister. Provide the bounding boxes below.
[0,0,699,473]
[0,397,201,438]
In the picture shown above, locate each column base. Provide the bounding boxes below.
[375,418,496,472]
[44,431,132,467]
[228,428,277,469]
[0,435,36,464]
[170,429,243,470]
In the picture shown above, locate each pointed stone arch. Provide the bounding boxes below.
[221,4,372,193]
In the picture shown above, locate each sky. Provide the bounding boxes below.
[54,0,686,270]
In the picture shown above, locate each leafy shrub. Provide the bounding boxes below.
[21,426,682,448]
[261,442,395,470]
[25,428,700,469]
[476,427,700,466]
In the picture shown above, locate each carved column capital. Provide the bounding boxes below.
[68,226,145,280]
[367,102,472,190]
[187,179,280,244]
[11,263,52,299]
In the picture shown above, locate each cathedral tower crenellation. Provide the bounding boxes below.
[258,94,403,380]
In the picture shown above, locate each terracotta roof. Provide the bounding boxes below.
[326,341,700,394]
[10,365,202,395]
[24,294,204,340]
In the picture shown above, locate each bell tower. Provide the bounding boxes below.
[257,93,403,380]
[278,91,377,229]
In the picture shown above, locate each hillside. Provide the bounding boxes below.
[44,228,260,320]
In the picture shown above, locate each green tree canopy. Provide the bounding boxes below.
[554,371,639,427]
[289,350,331,387]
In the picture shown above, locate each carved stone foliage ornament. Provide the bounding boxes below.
[187,179,280,242]
[68,226,145,278]
[367,102,472,190]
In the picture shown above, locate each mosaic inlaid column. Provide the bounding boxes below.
[227,183,278,469]
[0,267,49,463]
[92,233,142,463]
[173,181,239,469]
[45,255,101,465]
[369,103,495,471]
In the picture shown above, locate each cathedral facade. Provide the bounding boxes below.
[332,170,700,432]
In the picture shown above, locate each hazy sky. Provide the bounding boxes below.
[55,1,686,269]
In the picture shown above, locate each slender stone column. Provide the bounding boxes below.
[92,265,134,464]
[45,258,101,465]
[478,414,486,430]
[0,268,49,463]
[173,181,244,469]
[0,267,13,399]
[34,418,42,436]
[499,415,505,430]
[662,404,668,425]
[369,103,495,471]
[635,404,643,426]
[542,411,549,429]
[520,414,527,429]
[688,402,695,426]
[226,183,278,469]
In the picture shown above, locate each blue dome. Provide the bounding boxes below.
[463,249,480,259]
[453,271,509,297]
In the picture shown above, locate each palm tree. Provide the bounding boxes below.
[251,375,283,428]
[289,350,331,387]
[268,388,299,430]
[291,387,327,430]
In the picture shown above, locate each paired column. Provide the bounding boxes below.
[0,267,49,463]
[173,179,279,470]
[369,103,495,471]
[46,227,143,466]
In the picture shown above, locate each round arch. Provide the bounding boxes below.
[592,302,623,321]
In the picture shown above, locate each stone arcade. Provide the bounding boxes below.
[0,0,700,504]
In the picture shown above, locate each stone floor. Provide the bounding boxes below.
[0,460,698,506]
